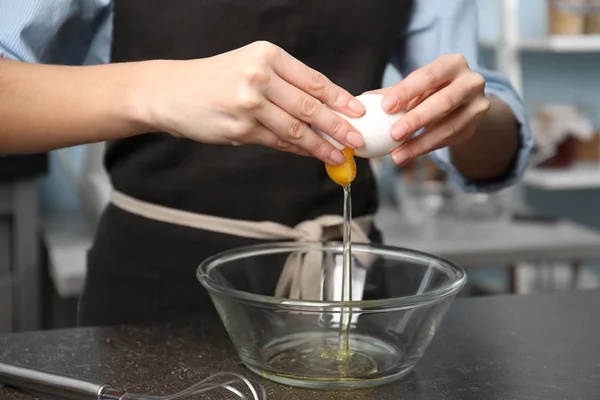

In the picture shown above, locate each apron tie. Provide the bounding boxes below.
[111,190,374,300]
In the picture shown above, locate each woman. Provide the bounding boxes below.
[0,0,532,326]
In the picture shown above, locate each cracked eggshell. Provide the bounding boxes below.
[315,93,405,158]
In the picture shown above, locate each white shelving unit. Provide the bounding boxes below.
[523,163,600,190]
[481,34,600,53]
[485,0,600,293]
[487,0,600,191]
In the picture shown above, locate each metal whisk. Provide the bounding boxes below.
[0,362,266,400]
[122,372,266,400]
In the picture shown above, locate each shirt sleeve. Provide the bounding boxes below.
[392,0,534,193]
[0,0,112,65]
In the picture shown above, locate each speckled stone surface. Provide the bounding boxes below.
[1,289,600,400]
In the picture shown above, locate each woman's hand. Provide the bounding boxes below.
[367,54,491,165]
[141,41,365,165]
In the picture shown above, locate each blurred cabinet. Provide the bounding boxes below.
[0,218,12,332]
[0,154,48,333]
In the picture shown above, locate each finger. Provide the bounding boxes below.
[429,122,476,150]
[405,88,437,111]
[255,102,346,164]
[382,54,467,113]
[390,74,478,141]
[234,124,312,157]
[270,140,313,157]
[390,98,489,166]
[265,76,364,149]
[271,48,366,117]
[274,144,312,157]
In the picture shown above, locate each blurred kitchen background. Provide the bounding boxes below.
[3,0,600,333]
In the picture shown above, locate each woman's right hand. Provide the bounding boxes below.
[137,41,366,165]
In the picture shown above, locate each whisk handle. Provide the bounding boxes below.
[0,361,126,400]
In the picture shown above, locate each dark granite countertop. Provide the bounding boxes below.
[1,289,600,400]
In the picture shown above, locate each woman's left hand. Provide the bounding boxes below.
[367,54,491,165]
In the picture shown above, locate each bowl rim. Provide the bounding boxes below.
[197,241,467,310]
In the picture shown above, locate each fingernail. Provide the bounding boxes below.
[392,149,410,165]
[391,123,407,141]
[347,131,364,148]
[382,95,398,112]
[348,98,365,115]
[330,149,346,165]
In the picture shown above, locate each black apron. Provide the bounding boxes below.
[78,0,415,327]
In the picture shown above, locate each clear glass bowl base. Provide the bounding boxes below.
[245,330,416,390]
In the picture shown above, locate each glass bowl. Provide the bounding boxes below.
[197,242,466,390]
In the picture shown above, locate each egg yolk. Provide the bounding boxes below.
[325,148,356,187]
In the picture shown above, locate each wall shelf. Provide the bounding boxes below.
[524,164,600,190]
[481,35,600,53]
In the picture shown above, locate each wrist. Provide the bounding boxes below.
[448,120,484,163]
[122,60,173,135]
[449,96,520,180]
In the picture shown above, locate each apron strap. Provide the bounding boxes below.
[111,190,375,300]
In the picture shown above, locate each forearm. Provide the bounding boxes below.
[0,58,152,154]
[449,96,520,181]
